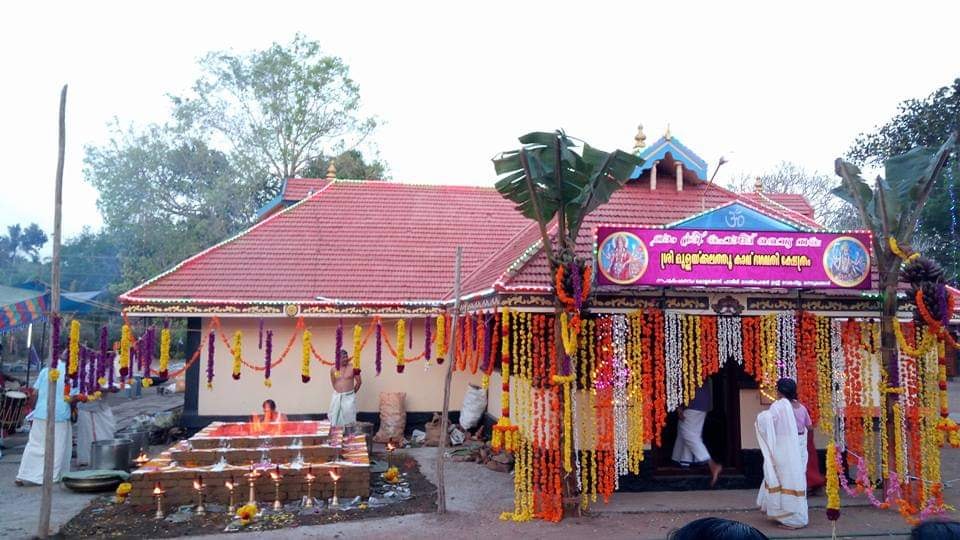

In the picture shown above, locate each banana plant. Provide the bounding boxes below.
[833,129,957,433]
[493,130,642,267]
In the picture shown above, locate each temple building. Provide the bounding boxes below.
[120,128,959,489]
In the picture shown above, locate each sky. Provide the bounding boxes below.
[2,0,958,247]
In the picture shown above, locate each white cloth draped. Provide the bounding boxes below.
[672,409,711,464]
[328,390,357,426]
[756,398,808,528]
[76,401,117,465]
[16,419,72,484]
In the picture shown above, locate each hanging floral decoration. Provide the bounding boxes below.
[50,315,61,370]
[396,319,406,373]
[352,324,363,375]
[206,330,215,389]
[826,440,841,521]
[119,324,131,379]
[68,319,80,380]
[301,329,312,383]
[158,324,170,379]
[231,331,243,380]
[375,319,383,375]
[435,314,447,364]
[335,319,344,371]
[424,316,433,367]
[264,330,273,387]
[258,318,264,350]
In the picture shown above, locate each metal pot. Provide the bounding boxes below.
[91,438,133,471]
[121,430,150,462]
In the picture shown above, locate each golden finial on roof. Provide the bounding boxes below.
[633,124,647,153]
[326,161,337,180]
[754,176,763,193]
[664,123,672,141]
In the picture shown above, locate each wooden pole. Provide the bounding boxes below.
[437,247,462,514]
[38,84,67,539]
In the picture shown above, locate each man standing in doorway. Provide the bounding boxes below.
[672,377,723,487]
[328,350,361,426]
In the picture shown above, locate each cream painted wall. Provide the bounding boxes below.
[197,317,483,416]
[486,370,502,418]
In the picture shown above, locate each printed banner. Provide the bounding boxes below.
[595,226,873,290]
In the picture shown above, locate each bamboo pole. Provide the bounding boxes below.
[38,84,67,539]
[436,247,462,514]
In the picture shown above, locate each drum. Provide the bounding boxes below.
[0,391,28,435]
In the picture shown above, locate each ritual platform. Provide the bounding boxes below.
[128,420,369,507]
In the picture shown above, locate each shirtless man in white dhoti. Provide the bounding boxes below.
[328,350,361,426]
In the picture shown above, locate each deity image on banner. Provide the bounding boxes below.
[822,236,869,287]
[598,231,648,285]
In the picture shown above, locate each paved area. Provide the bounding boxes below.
[0,391,183,539]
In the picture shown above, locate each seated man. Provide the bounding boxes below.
[262,399,281,422]
[328,351,361,426]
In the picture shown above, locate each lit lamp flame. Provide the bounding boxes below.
[153,482,165,520]
[134,452,150,468]
[386,441,396,468]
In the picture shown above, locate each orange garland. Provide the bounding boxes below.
[916,290,959,349]
[797,311,820,425]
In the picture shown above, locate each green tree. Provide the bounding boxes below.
[302,149,389,180]
[847,78,960,280]
[60,227,121,292]
[172,34,377,205]
[84,125,251,292]
[0,223,48,264]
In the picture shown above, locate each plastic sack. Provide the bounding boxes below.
[458,384,487,430]
[373,392,406,443]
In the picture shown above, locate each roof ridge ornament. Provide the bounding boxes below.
[326,162,337,180]
[664,123,672,141]
[755,176,763,193]
[633,124,647,154]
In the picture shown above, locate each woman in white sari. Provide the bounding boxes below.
[755,378,808,529]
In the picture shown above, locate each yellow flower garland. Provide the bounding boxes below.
[889,237,920,262]
[301,329,312,382]
[49,368,60,382]
[68,320,80,377]
[826,441,841,518]
[816,316,834,434]
[560,312,578,356]
[159,327,170,375]
[231,331,242,379]
[893,401,906,481]
[396,319,406,371]
[120,324,131,376]
[436,314,447,358]
[353,324,362,371]
[894,320,936,358]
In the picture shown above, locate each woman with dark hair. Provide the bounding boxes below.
[262,399,279,422]
[669,517,769,540]
[911,520,960,539]
[755,378,808,528]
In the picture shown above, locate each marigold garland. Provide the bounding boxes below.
[158,327,170,378]
[826,440,841,521]
[435,314,447,362]
[916,290,959,349]
[301,329,312,383]
[352,324,362,374]
[396,319,406,373]
[68,320,80,380]
[231,331,242,380]
[119,324,131,378]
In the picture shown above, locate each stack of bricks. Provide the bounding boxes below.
[128,420,369,507]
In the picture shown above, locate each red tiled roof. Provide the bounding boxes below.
[121,176,825,306]
[283,178,330,201]
[121,181,531,305]
[740,192,816,221]
[496,178,824,291]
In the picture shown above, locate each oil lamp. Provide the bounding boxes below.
[153,482,165,520]
[270,465,283,510]
[225,477,237,514]
[245,466,260,505]
[134,452,150,469]
[192,475,206,516]
[329,468,341,507]
[304,466,316,508]
[386,441,396,469]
